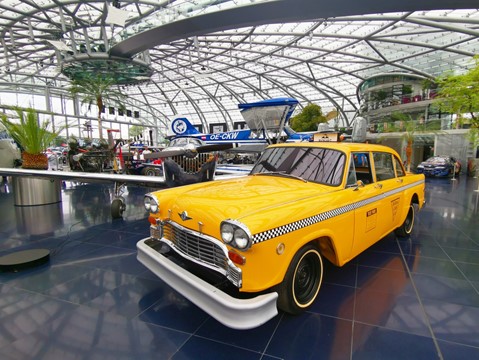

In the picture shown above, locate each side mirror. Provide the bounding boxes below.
[353,180,365,191]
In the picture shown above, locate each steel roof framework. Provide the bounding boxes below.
[0,1,478,139]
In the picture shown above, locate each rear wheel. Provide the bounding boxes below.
[395,203,415,237]
[277,244,323,314]
[142,167,156,176]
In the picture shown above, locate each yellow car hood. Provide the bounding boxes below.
[163,175,339,234]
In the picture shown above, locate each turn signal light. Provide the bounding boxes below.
[228,250,246,265]
[148,216,157,225]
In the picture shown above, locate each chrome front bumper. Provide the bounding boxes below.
[136,238,278,330]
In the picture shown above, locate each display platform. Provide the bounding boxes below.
[0,177,478,359]
[0,249,50,272]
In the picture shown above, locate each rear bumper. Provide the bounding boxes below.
[136,238,278,330]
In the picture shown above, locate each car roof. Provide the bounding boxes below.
[268,141,399,155]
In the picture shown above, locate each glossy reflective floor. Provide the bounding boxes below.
[0,177,478,360]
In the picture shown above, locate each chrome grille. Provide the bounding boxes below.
[164,222,227,269]
[150,225,162,239]
[171,153,213,174]
[159,221,242,287]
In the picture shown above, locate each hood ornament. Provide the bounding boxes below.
[179,211,192,221]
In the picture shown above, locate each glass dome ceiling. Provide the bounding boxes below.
[0,1,478,137]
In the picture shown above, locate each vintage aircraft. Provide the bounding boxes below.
[168,116,267,152]
[142,136,236,187]
[167,97,315,150]
[0,136,241,218]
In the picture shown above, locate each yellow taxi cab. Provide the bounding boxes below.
[137,139,426,329]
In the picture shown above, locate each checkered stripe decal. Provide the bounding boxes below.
[251,179,424,244]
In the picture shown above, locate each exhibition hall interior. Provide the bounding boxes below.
[1,1,479,359]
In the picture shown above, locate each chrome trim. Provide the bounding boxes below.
[220,219,253,251]
[137,238,278,330]
[178,210,192,221]
[171,153,213,174]
[144,194,159,213]
[159,220,242,287]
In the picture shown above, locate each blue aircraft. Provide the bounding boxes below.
[167,97,314,149]
[168,117,265,146]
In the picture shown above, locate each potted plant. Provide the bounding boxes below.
[0,107,63,169]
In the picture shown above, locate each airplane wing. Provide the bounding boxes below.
[215,164,253,175]
[0,167,166,186]
[0,167,244,218]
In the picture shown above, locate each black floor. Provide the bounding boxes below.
[0,176,478,359]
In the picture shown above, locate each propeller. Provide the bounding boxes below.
[196,143,236,153]
[143,149,188,160]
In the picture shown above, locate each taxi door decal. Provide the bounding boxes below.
[391,198,400,222]
[366,208,377,232]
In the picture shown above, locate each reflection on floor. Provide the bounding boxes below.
[0,177,478,359]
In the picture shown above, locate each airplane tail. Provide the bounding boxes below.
[167,117,201,137]
[283,125,296,136]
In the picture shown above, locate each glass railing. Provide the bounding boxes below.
[368,117,463,134]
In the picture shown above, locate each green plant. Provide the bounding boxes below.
[129,124,145,138]
[0,107,60,154]
[68,74,127,140]
[421,78,436,90]
[290,103,327,132]
[1,107,65,169]
[434,56,479,128]
[375,89,388,101]
[387,112,423,171]
[402,85,413,95]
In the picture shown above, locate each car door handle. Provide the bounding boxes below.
[374,183,383,189]
[397,178,403,183]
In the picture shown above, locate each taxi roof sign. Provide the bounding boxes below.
[313,132,340,142]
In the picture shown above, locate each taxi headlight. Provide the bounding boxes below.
[144,197,151,211]
[144,194,159,213]
[234,228,249,249]
[220,220,252,251]
[221,223,234,244]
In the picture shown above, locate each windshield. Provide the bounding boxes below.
[170,137,203,147]
[426,156,447,165]
[251,146,346,186]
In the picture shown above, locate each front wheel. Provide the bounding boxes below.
[277,244,323,315]
[111,198,126,219]
[395,203,415,237]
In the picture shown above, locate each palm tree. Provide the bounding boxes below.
[389,111,441,172]
[68,74,126,140]
[402,119,415,172]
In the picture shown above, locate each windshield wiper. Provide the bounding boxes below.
[252,171,308,183]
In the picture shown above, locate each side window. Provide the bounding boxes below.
[394,156,406,177]
[346,156,357,187]
[373,152,395,181]
[351,152,373,184]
